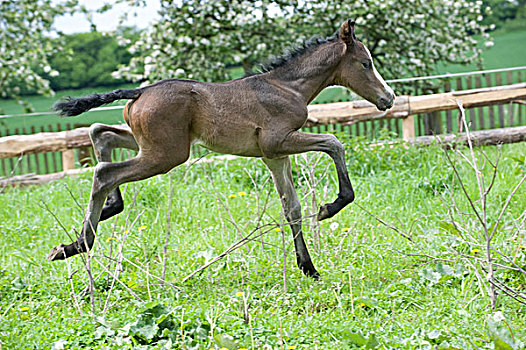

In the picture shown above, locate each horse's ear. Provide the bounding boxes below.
[339,19,356,44]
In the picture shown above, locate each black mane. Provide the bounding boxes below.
[249,32,340,75]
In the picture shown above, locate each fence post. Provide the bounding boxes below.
[61,149,75,171]
[424,111,442,135]
[77,147,93,167]
[402,115,415,141]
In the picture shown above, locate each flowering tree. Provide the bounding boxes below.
[116,1,300,82]
[0,0,77,106]
[117,0,491,85]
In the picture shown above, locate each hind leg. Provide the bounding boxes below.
[89,123,139,221]
[48,132,190,262]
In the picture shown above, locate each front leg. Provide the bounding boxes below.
[263,156,319,279]
[260,131,354,221]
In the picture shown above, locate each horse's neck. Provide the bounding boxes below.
[268,42,344,104]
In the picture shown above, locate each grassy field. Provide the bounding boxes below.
[0,135,525,349]
[0,26,525,350]
[436,26,526,74]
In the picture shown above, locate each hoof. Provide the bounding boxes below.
[302,267,321,280]
[300,261,321,280]
[308,270,321,280]
[47,244,67,261]
[317,204,332,221]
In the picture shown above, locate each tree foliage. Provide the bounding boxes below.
[478,0,526,26]
[117,0,491,85]
[0,0,77,102]
[43,28,139,90]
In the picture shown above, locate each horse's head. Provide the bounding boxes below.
[335,20,395,111]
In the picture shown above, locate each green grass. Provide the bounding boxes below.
[0,137,525,349]
[0,84,136,135]
[435,29,526,74]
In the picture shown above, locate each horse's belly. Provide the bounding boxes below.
[190,124,263,157]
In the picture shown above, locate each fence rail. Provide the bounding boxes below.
[1,82,525,185]
[2,83,524,161]
[1,66,525,178]
[2,125,525,188]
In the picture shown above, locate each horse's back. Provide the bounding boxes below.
[124,76,305,158]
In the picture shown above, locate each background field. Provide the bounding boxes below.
[0,136,525,348]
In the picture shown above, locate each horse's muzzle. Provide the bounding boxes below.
[376,92,395,111]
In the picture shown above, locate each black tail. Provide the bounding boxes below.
[53,88,145,117]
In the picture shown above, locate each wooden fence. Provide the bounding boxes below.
[1,82,525,187]
[1,67,525,178]
[3,124,526,188]
[408,68,526,136]
[0,123,72,177]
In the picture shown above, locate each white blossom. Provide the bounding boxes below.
[117,0,490,86]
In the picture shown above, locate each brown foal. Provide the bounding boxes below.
[48,20,394,278]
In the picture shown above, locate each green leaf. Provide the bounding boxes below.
[436,263,454,276]
[419,263,464,285]
[11,277,27,291]
[341,330,379,348]
[487,320,516,350]
[343,332,368,346]
[438,221,458,234]
[94,325,115,339]
[214,333,239,350]
[419,267,441,284]
[144,301,160,310]
[510,156,525,165]
[126,303,175,342]
[129,318,158,341]
[161,328,175,339]
[96,316,120,330]
[366,333,380,349]
[427,329,442,340]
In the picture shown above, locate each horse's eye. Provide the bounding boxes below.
[362,61,371,69]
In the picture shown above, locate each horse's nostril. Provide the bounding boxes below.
[383,88,395,103]
[377,95,394,111]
